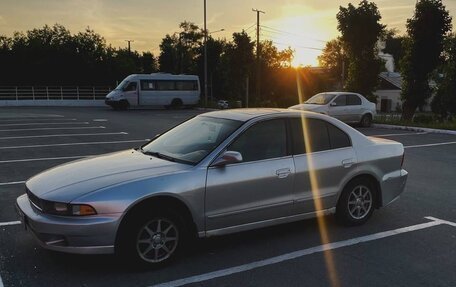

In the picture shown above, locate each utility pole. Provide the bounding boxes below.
[252,8,265,103]
[204,0,208,108]
[125,40,134,52]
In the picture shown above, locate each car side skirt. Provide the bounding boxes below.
[202,207,336,237]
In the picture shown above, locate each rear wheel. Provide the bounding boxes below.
[360,114,372,127]
[336,177,376,226]
[170,98,183,109]
[117,208,187,268]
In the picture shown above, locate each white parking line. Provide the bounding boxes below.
[151,216,456,287]
[0,132,128,140]
[0,126,105,132]
[371,132,428,137]
[0,139,148,150]
[0,155,87,164]
[0,122,89,127]
[405,141,456,149]
[0,221,21,227]
[0,181,25,186]
[0,118,77,123]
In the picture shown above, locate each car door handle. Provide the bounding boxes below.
[342,159,355,168]
[276,168,291,178]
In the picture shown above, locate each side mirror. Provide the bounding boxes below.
[330,102,337,107]
[212,151,243,167]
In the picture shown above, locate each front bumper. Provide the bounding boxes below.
[380,169,408,206]
[105,99,119,107]
[16,194,122,254]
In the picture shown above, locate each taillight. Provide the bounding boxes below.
[401,152,405,168]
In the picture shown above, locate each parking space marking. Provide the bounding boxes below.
[405,141,456,149]
[0,181,25,186]
[0,139,148,150]
[0,132,128,140]
[0,221,21,227]
[0,126,105,132]
[371,132,428,137]
[0,122,89,127]
[0,118,77,123]
[151,216,454,287]
[0,155,87,164]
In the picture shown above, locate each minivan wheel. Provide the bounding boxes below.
[360,114,372,127]
[117,208,186,268]
[170,98,183,109]
[336,178,376,226]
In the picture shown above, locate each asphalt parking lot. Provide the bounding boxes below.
[0,107,455,287]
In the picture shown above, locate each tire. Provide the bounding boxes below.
[117,207,188,268]
[360,114,372,127]
[170,98,183,109]
[336,177,376,226]
[118,100,129,110]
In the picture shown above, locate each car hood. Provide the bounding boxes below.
[26,149,192,202]
[289,104,326,112]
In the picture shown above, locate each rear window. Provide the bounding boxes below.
[291,118,351,154]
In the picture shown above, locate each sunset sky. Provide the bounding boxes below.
[1,0,456,66]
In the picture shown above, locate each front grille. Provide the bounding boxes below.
[26,187,43,212]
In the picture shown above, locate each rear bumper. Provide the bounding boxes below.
[380,169,408,206]
[16,194,121,254]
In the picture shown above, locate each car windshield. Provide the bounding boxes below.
[141,116,243,165]
[305,93,336,105]
[115,79,130,90]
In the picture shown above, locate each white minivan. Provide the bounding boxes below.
[105,73,200,109]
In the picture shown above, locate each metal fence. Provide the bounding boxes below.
[0,86,112,101]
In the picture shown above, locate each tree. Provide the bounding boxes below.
[400,0,452,120]
[318,37,347,86]
[431,34,456,118]
[382,29,406,72]
[336,0,385,101]
[219,31,255,100]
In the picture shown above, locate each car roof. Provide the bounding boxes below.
[316,92,362,96]
[201,108,317,122]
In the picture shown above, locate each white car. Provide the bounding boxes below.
[289,92,376,127]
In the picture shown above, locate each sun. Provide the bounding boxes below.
[262,8,334,67]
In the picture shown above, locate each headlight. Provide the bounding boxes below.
[43,201,97,216]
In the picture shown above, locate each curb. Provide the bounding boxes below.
[373,123,456,135]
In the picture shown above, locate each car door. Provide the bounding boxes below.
[123,81,138,106]
[290,117,355,214]
[205,119,295,232]
[346,94,363,122]
[328,95,348,121]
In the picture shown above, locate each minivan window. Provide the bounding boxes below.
[291,118,351,154]
[347,94,362,105]
[228,119,287,163]
[140,80,155,91]
[124,82,137,91]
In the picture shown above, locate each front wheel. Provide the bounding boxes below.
[117,209,186,268]
[336,178,376,226]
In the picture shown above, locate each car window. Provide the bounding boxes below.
[290,118,351,154]
[228,119,287,163]
[124,82,137,91]
[333,95,346,106]
[347,94,362,105]
[327,123,351,149]
[140,80,155,91]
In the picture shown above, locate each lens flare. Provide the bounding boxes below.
[296,69,340,287]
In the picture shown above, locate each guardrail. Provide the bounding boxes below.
[0,86,112,101]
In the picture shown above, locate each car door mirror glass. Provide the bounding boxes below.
[212,151,243,167]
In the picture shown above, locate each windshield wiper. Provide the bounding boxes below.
[142,150,175,162]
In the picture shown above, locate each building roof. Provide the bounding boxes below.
[379,72,402,89]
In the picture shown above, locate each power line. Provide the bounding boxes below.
[260,25,328,43]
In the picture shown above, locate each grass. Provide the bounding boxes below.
[374,113,456,131]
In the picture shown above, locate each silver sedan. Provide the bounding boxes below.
[289,92,377,127]
[16,109,407,267]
